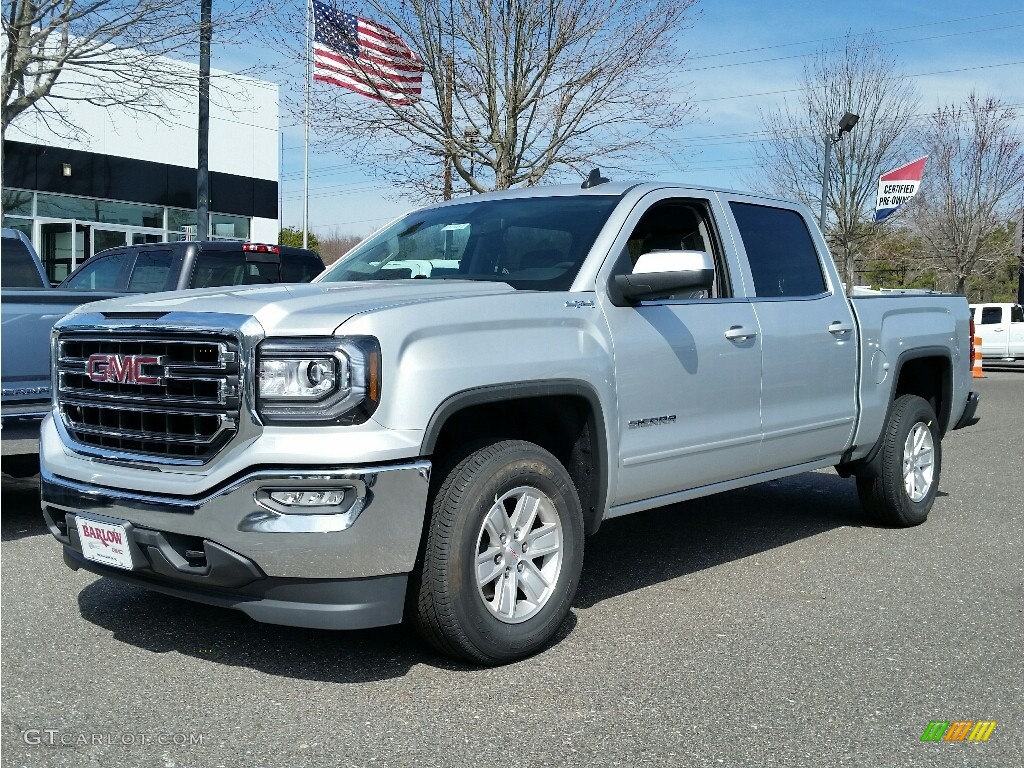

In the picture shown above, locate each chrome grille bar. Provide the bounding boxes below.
[55,332,241,462]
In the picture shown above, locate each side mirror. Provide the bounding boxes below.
[614,250,714,303]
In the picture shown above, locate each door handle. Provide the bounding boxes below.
[724,326,757,341]
[828,321,853,335]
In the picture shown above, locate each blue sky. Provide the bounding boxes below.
[247,0,1024,237]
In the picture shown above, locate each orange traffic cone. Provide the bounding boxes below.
[972,335,985,378]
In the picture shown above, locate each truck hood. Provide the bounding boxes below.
[63,281,519,336]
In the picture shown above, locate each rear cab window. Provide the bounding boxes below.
[281,254,324,282]
[191,252,282,288]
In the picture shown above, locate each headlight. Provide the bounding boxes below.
[256,337,380,425]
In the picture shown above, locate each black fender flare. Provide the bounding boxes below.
[421,379,610,535]
[838,346,952,478]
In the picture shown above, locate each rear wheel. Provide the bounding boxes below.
[856,394,941,527]
[412,440,584,665]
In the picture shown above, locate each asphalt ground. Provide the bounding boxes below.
[2,370,1021,768]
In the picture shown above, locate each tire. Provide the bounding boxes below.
[412,440,584,665]
[856,394,942,527]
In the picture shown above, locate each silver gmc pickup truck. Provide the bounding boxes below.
[40,180,980,664]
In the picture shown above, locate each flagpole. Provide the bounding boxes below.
[302,0,310,249]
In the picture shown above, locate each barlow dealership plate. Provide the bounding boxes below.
[77,517,134,570]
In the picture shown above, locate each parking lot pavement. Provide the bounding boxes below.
[2,372,1022,768]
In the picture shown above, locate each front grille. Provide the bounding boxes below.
[56,333,241,462]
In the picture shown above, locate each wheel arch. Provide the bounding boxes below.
[421,380,609,535]
[838,347,951,479]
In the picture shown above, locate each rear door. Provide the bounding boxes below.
[721,194,858,471]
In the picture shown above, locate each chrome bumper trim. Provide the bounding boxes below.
[41,460,432,579]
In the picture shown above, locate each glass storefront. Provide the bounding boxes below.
[2,188,253,283]
[36,194,165,229]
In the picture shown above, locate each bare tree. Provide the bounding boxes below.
[282,0,698,200]
[2,0,256,142]
[911,94,1024,295]
[750,34,920,288]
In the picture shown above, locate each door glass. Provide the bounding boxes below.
[730,202,827,297]
[979,307,1002,324]
[127,250,175,291]
[64,251,132,290]
[92,229,128,257]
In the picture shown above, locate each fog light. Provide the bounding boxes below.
[268,489,345,507]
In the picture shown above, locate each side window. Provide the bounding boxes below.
[126,250,176,292]
[621,199,724,299]
[980,306,1002,325]
[1011,305,1023,323]
[64,252,131,290]
[729,202,827,298]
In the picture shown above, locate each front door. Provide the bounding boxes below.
[600,194,764,506]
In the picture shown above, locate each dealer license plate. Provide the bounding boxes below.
[77,517,134,570]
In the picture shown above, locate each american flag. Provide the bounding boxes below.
[311,0,423,105]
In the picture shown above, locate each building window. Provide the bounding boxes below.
[211,213,250,241]
[2,216,33,240]
[167,208,197,240]
[2,188,33,216]
[37,193,164,229]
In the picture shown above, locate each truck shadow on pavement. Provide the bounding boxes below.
[69,470,873,681]
[1,474,46,542]
[576,470,865,609]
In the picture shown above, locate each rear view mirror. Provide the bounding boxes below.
[614,250,714,303]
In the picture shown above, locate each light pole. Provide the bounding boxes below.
[463,126,479,193]
[196,0,212,241]
[819,111,859,231]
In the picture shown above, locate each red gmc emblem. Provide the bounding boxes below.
[86,354,163,385]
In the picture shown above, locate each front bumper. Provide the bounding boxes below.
[41,461,431,630]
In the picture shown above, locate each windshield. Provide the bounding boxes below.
[317,195,620,291]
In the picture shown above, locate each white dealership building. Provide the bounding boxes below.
[2,54,280,283]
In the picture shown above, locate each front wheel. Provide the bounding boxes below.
[411,440,584,665]
[856,394,942,527]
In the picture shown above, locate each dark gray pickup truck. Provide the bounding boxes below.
[1,235,324,476]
